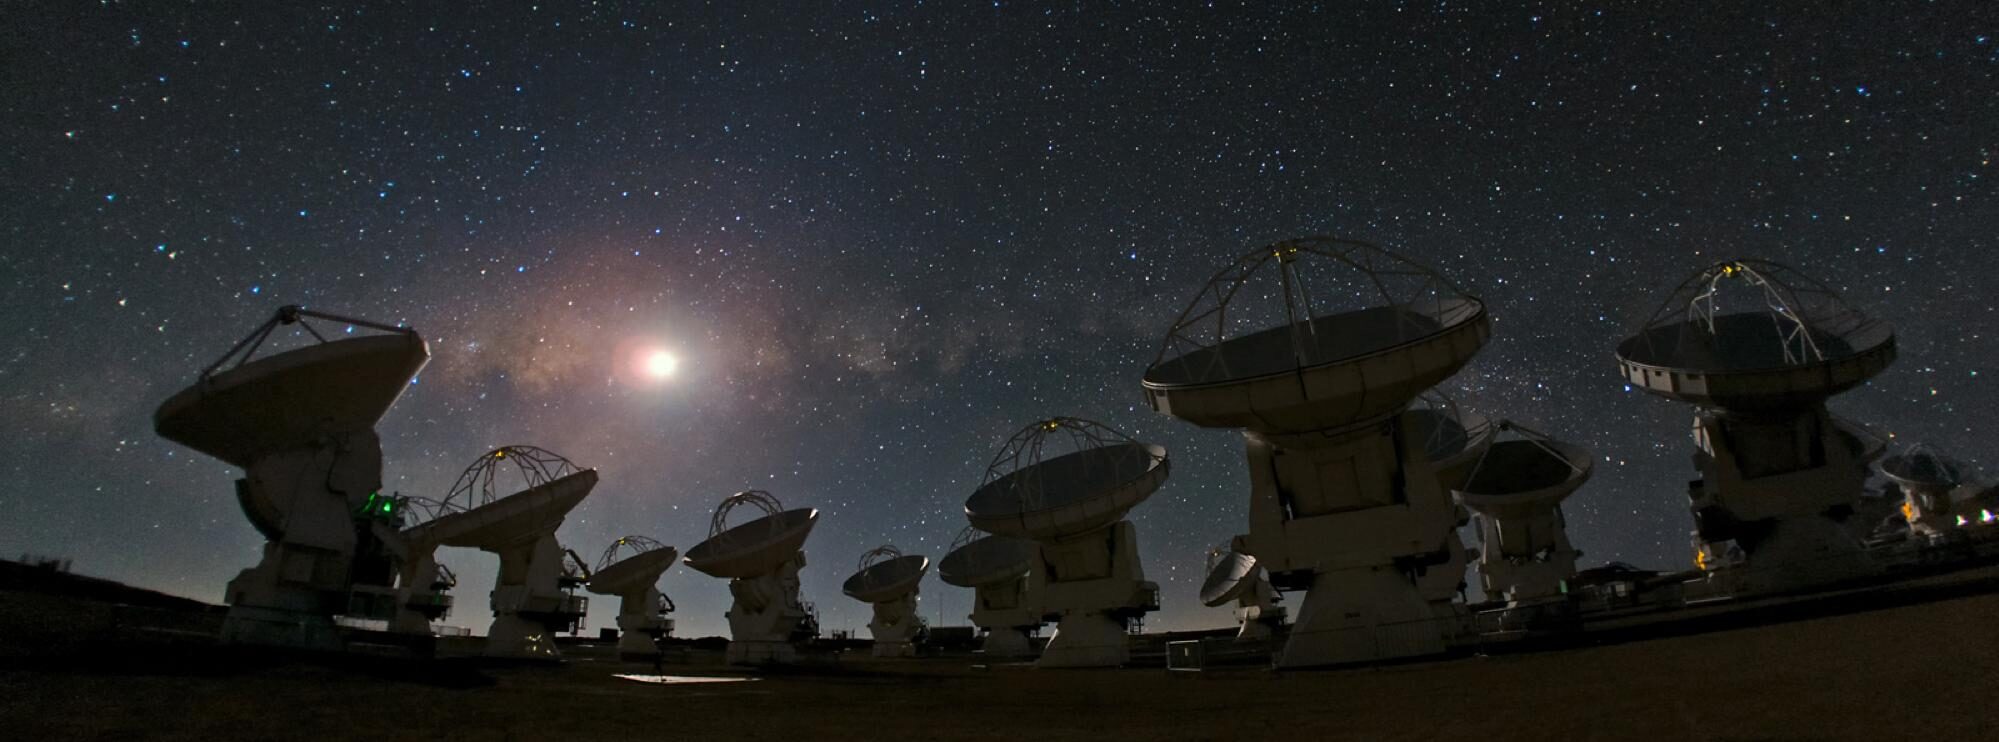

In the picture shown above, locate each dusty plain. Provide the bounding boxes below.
[3,587,1995,741]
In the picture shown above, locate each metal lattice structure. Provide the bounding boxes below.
[200,304,415,380]
[980,417,1164,513]
[710,489,787,540]
[562,548,592,584]
[948,526,983,555]
[1633,260,1880,367]
[398,496,463,528]
[1149,236,1480,386]
[857,545,906,573]
[595,535,669,573]
[443,446,583,510]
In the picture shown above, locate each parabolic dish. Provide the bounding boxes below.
[590,546,680,596]
[1142,238,1489,434]
[405,470,597,550]
[938,533,1037,588]
[842,554,930,603]
[1880,446,1968,490]
[1455,439,1592,510]
[683,508,819,579]
[1404,396,1496,490]
[155,334,429,467]
[1615,260,1895,409]
[1199,550,1262,607]
[965,441,1168,541]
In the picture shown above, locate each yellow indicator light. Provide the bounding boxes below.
[494,451,505,459]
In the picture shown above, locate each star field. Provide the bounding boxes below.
[3,2,1996,637]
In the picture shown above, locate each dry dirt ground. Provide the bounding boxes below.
[4,591,1997,741]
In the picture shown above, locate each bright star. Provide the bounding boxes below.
[643,350,679,379]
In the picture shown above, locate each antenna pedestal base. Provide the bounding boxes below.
[1699,517,1880,595]
[615,613,671,657]
[218,437,387,650]
[1039,613,1128,668]
[1278,564,1447,669]
[866,593,922,658]
[1235,605,1283,642]
[484,614,561,661]
[219,604,345,651]
[1904,486,1958,536]
[979,627,1036,658]
[1477,556,1577,603]
[1028,521,1154,668]
[1688,409,1880,593]
[723,552,808,665]
[483,535,585,660]
[390,552,450,635]
[968,578,1039,656]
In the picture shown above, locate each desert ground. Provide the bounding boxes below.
[3,583,1996,742]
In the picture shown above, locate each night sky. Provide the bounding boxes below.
[4,3,1996,639]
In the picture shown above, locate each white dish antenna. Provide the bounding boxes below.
[1142,237,1488,668]
[1616,260,1893,591]
[591,536,681,596]
[1198,549,1263,607]
[939,528,1036,589]
[588,536,679,659]
[683,490,819,665]
[1453,422,1592,604]
[405,446,597,660]
[1407,390,1498,491]
[842,545,930,658]
[1880,443,1970,493]
[842,546,930,604]
[939,526,1042,659]
[1142,238,1488,434]
[153,305,427,650]
[1200,547,1283,642]
[964,417,1164,668]
[1880,442,1976,537]
[965,417,1168,541]
[684,491,820,579]
[156,305,427,468]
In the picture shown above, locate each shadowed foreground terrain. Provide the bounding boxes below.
[4,589,1996,741]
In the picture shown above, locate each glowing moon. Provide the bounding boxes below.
[643,350,679,379]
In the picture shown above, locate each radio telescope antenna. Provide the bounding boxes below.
[1452,421,1593,611]
[400,446,597,660]
[964,417,1165,667]
[683,490,820,665]
[1617,260,1894,592]
[1199,547,1284,642]
[1142,237,1488,668]
[153,305,427,650]
[938,526,1042,659]
[1880,443,1975,537]
[587,536,680,660]
[842,545,931,658]
[382,495,463,635]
